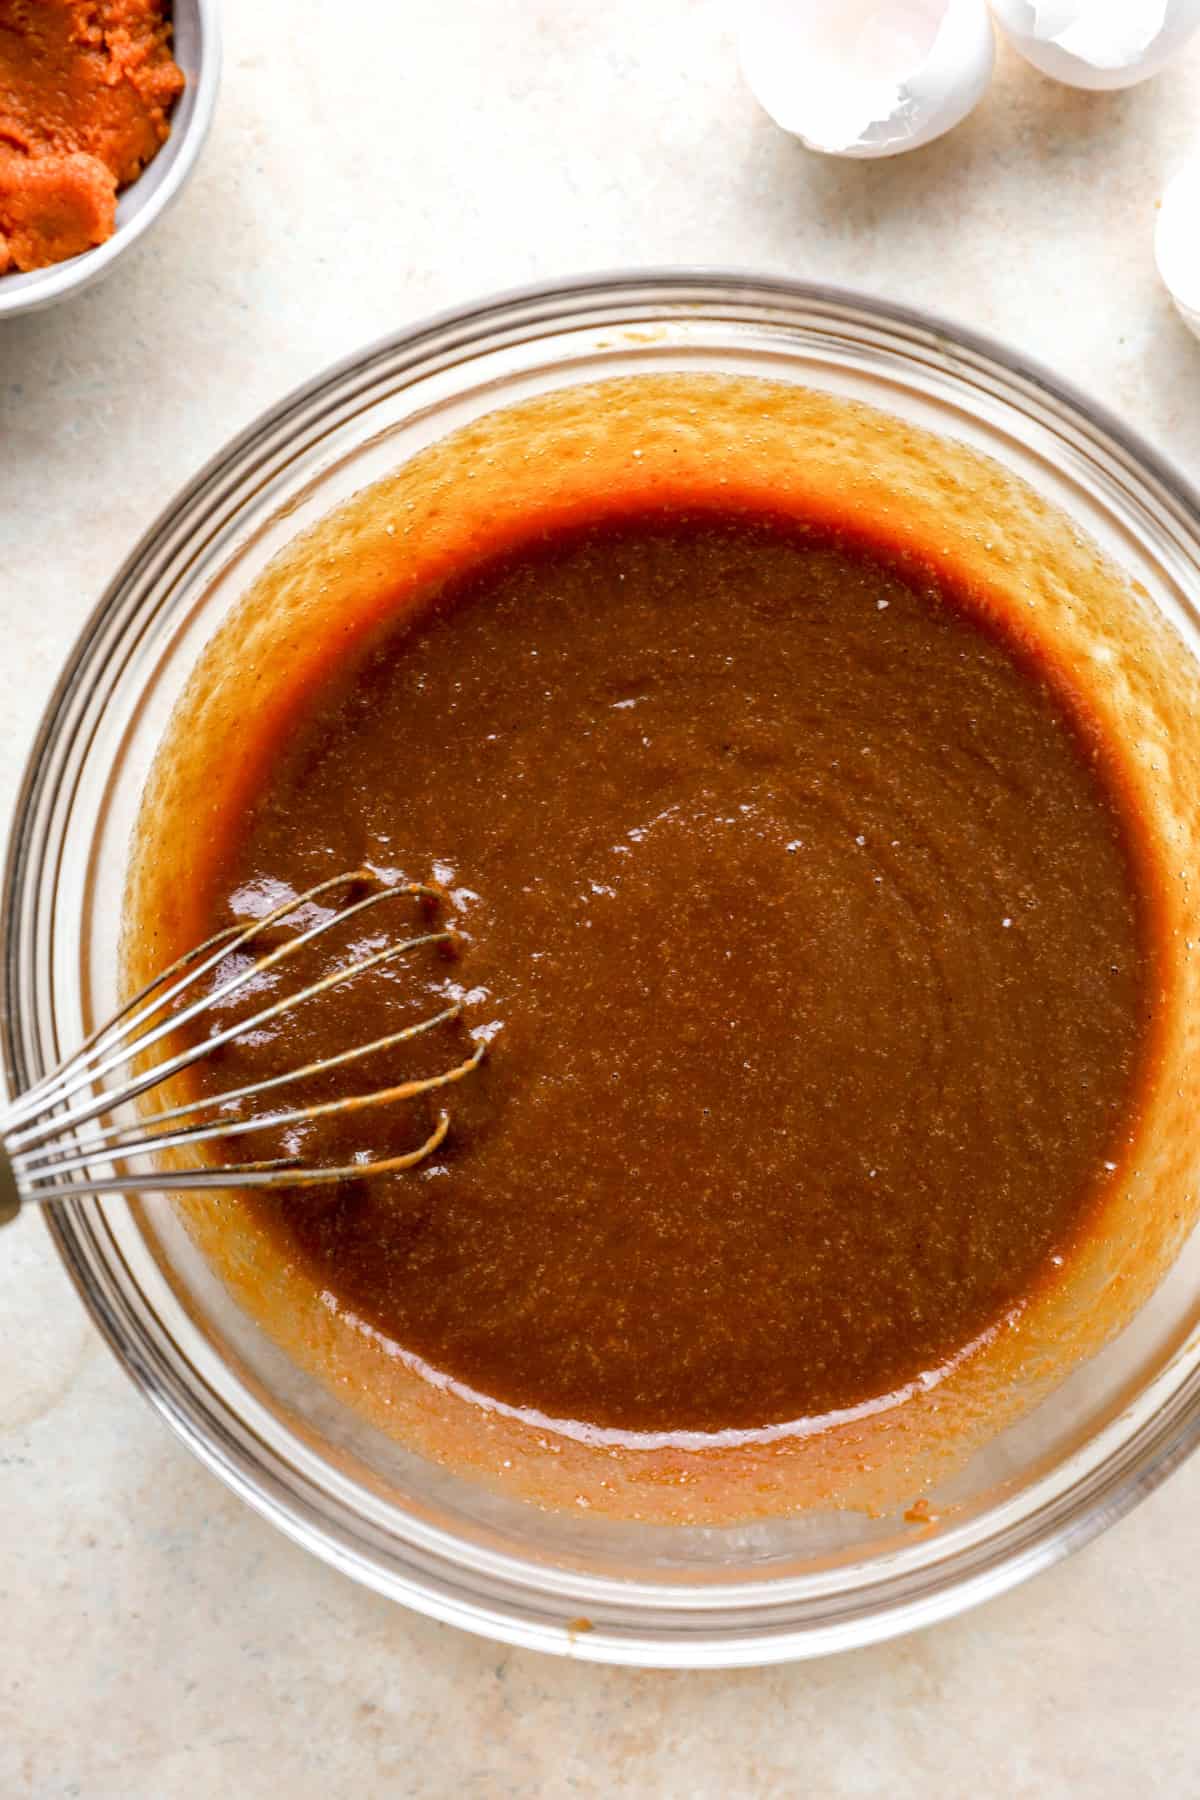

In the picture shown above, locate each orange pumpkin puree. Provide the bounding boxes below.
[0,0,184,274]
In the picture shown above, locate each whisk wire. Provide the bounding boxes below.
[6,923,455,1156]
[0,870,487,1218]
[16,1003,468,1171]
[13,1040,485,1182]
[6,874,448,1143]
[12,1110,456,1201]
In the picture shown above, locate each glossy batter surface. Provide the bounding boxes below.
[191,510,1151,1437]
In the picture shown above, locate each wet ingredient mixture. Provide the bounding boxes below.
[0,0,184,273]
[191,510,1153,1438]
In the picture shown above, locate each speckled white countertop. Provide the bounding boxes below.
[3,6,1200,1794]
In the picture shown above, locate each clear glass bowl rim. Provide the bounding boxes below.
[6,268,1200,1668]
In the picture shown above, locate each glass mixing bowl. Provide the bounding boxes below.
[7,273,1200,1667]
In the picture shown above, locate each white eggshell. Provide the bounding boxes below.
[739,0,995,159]
[1155,159,1200,339]
[990,1,1200,90]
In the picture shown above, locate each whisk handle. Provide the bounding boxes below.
[0,1143,20,1227]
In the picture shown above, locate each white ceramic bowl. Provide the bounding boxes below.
[0,0,221,320]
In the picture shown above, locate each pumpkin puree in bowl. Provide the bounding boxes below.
[0,0,184,273]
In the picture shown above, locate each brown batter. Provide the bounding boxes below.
[0,0,184,273]
[127,372,1200,1522]
[185,507,1153,1438]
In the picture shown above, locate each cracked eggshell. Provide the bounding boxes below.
[738,0,995,159]
[1156,158,1200,339]
[990,1,1200,90]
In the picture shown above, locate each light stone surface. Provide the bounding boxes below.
[2,5,1200,1794]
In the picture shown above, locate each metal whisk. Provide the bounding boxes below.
[0,870,485,1227]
